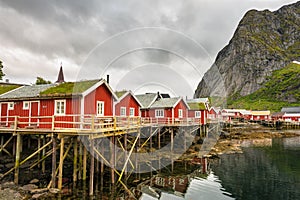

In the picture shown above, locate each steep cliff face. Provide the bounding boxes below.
[195,1,300,99]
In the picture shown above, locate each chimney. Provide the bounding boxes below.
[106,74,110,84]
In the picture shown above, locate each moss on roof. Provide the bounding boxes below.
[115,90,127,98]
[40,80,99,96]
[0,85,21,95]
[187,102,206,110]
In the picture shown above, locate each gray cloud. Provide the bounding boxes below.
[0,0,298,97]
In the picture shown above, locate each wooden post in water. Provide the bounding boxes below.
[14,133,21,185]
[171,128,174,173]
[78,141,83,180]
[38,136,41,168]
[83,143,87,181]
[51,134,57,188]
[124,134,127,176]
[42,136,46,173]
[58,136,64,190]
[73,137,78,183]
[110,136,115,184]
[89,138,94,196]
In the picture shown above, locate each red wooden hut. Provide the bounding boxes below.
[0,79,117,129]
[147,97,189,124]
[187,101,208,125]
[114,90,142,117]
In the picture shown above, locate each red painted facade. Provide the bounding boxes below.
[115,93,140,117]
[84,84,114,116]
[188,110,207,125]
[0,81,116,129]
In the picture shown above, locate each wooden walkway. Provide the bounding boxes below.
[0,115,206,198]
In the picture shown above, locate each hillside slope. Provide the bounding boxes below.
[227,62,300,112]
[195,1,300,99]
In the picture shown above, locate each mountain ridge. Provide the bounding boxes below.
[194,1,300,102]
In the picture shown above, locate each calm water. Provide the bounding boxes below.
[140,137,300,200]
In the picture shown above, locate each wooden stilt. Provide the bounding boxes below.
[27,136,31,149]
[73,137,78,183]
[58,136,64,190]
[83,142,87,181]
[42,136,46,173]
[110,136,115,184]
[51,135,57,188]
[171,129,174,173]
[14,133,21,185]
[89,139,94,196]
[38,136,41,168]
[124,134,127,176]
[0,136,3,155]
[78,141,82,180]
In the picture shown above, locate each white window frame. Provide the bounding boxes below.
[8,102,14,110]
[54,100,66,116]
[195,111,201,118]
[155,109,164,118]
[97,101,105,116]
[120,107,126,117]
[129,107,135,117]
[178,109,183,118]
[23,101,30,110]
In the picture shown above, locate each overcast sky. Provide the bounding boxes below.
[0,0,298,98]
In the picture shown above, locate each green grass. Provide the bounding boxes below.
[40,80,99,95]
[228,62,300,112]
[0,85,21,95]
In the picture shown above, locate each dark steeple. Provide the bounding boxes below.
[56,63,65,83]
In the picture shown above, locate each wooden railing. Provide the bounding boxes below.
[0,115,203,132]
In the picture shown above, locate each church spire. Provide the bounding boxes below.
[56,63,65,83]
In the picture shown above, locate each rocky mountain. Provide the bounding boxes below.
[195,1,300,101]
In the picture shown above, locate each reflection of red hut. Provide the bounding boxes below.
[152,176,189,195]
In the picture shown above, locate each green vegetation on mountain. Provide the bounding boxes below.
[227,62,300,112]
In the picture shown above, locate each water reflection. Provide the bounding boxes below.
[140,171,234,200]
[212,137,300,200]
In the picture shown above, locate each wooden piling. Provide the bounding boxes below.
[78,141,83,180]
[51,135,57,188]
[14,133,21,185]
[83,143,87,181]
[42,136,46,173]
[73,137,78,183]
[89,139,94,196]
[58,136,64,190]
[110,136,115,184]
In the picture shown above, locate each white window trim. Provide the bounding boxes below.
[8,102,14,110]
[155,109,164,118]
[178,109,183,118]
[23,101,30,110]
[120,107,126,117]
[97,101,105,116]
[54,100,66,116]
[129,107,135,117]
[195,111,201,118]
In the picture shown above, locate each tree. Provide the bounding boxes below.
[35,77,52,85]
[0,60,5,80]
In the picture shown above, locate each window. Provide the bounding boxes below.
[23,101,29,110]
[120,107,126,116]
[55,100,66,115]
[97,101,104,116]
[178,109,183,118]
[129,108,135,117]
[195,111,201,118]
[155,109,164,118]
[8,102,14,110]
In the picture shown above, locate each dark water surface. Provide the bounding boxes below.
[141,137,300,200]
[211,137,300,200]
